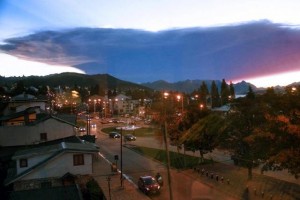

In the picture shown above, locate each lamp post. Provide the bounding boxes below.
[106,176,111,200]
[86,115,91,135]
[88,99,91,113]
[120,128,123,187]
[176,94,184,115]
[163,92,173,200]
[115,98,119,117]
[93,99,96,113]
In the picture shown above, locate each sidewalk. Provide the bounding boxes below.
[92,154,151,200]
[126,143,300,200]
[187,163,300,200]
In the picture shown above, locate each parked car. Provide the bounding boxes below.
[101,120,109,124]
[124,134,136,141]
[79,127,86,132]
[109,132,121,138]
[138,175,161,195]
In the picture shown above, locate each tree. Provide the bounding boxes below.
[229,81,235,99]
[220,79,230,105]
[181,114,225,163]
[78,87,90,102]
[210,81,220,108]
[261,112,300,178]
[199,81,209,107]
[259,87,300,178]
[90,84,105,96]
[12,80,25,95]
[220,95,269,180]
[246,86,255,99]
[220,87,300,179]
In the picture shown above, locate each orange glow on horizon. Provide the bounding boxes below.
[233,70,300,87]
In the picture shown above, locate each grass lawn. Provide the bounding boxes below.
[127,146,300,200]
[128,146,212,169]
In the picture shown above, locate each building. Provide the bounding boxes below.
[0,107,77,146]
[1,93,47,116]
[5,142,99,191]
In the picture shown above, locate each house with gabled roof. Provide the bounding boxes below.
[5,141,99,191]
[0,107,78,146]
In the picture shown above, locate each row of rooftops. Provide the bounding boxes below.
[0,93,101,199]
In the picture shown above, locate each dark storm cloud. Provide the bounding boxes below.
[1,20,300,82]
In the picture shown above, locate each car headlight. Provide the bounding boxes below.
[158,185,160,189]
[146,187,150,191]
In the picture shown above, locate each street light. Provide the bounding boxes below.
[164,92,169,99]
[200,104,204,110]
[163,92,173,200]
[106,176,111,200]
[120,128,123,187]
[176,94,184,115]
[86,115,91,135]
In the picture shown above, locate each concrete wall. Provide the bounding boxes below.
[0,118,76,146]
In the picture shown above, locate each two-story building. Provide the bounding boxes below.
[0,107,77,146]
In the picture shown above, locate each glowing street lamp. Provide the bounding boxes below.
[162,91,173,200]
[200,104,204,110]
[164,92,169,99]
[176,94,184,114]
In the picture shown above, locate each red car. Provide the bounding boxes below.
[138,176,161,195]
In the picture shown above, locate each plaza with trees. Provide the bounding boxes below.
[164,81,300,180]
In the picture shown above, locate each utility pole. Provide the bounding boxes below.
[120,128,123,187]
[163,92,173,200]
[86,114,91,135]
[106,176,111,200]
[163,121,173,200]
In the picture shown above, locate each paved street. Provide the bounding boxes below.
[91,120,237,200]
[88,119,300,199]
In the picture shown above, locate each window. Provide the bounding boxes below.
[20,158,28,168]
[73,154,84,166]
[40,132,47,141]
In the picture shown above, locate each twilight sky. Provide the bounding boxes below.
[1,0,300,87]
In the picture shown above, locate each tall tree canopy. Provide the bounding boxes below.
[220,87,300,179]
[210,81,220,108]
[199,81,209,107]
[180,113,225,163]
[220,79,230,105]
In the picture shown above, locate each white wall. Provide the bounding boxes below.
[20,152,93,180]
[17,154,49,174]
[0,118,76,146]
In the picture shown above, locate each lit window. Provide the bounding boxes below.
[73,154,84,166]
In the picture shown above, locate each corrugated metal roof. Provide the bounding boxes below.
[13,142,99,159]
